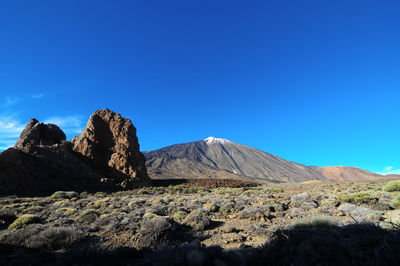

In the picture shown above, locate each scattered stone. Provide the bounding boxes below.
[286,208,308,219]
[290,192,318,209]
[291,192,311,203]
[338,203,381,222]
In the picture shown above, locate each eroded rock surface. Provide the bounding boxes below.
[14,119,66,149]
[71,109,150,188]
[0,109,150,195]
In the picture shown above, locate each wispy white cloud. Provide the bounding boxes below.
[378,166,400,176]
[384,166,393,172]
[0,93,44,109]
[44,116,84,135]
[0,97,20,108]
[0,114,25,151]
[30,93,45,99]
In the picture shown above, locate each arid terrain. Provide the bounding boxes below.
[1,179,400,265]
[1,109,400,265]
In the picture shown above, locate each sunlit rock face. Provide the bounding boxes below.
[0,109,150,196]
[72,108,150,188]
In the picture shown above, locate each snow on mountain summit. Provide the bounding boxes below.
[204,136,231,145]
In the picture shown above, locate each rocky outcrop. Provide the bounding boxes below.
[14,119,66,149]
[0,118,102,195]
[0,145,103,196]
[71,109,150,188]
[0,109,150,196]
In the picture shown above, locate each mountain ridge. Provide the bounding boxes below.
[144,137,394,183]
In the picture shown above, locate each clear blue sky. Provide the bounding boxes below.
[0,1,399,174]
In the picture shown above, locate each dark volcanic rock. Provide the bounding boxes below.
[71,109,150,188]
[0,109,150,196]
[15,119,66,149]
[0,145,103,196]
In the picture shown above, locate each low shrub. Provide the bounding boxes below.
[338,192,379,205]
[50,191,78,200]
[8,214,42,230]
[94,192,107,197]
[203,202,218,212]
[291,216,338,228]
[75,210,99,224]
[1,224,84,250]
[391,195,400,209]
[173,210,188,222]
[37,226,85,250]
[55,208,76,216]
[137,216,173,249]
[183,210,210,231]
[383,180,400,192]
[236,207,270,221]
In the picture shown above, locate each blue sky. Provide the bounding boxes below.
[0,1,400,174]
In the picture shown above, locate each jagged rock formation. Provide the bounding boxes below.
[71,109,150,188]
[0,109,150,195]
[14,119,66,149]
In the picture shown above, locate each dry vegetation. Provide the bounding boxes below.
[1,179,400,265]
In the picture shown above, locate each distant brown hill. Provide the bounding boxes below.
[311,166,391,182]
[144,137,395,183]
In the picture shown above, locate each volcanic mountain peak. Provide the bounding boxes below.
[204,136,231,145]
[145,138,396,183]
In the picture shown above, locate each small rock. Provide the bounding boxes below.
[338,203,381,222]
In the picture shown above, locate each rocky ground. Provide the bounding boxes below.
[1,179,400,265]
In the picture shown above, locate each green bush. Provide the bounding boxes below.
[292,216,338,228]
[383,180,400,192]
[50,191,78,200]
[183,210,210,231]
[2,224,84,250]
[75,209,99,224]
[8,214,42,230]
[391,195,400,209]
[338,192,379,205]
[203,202,218,212]
[173,210,187,222]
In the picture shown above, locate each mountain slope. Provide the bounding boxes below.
[144,137,327,183]
[311,166,387,182]
[145,137,393,183]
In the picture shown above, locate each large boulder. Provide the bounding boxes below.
[71,109,150,188]
[14,119,66,149]
[0,109,150,196]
